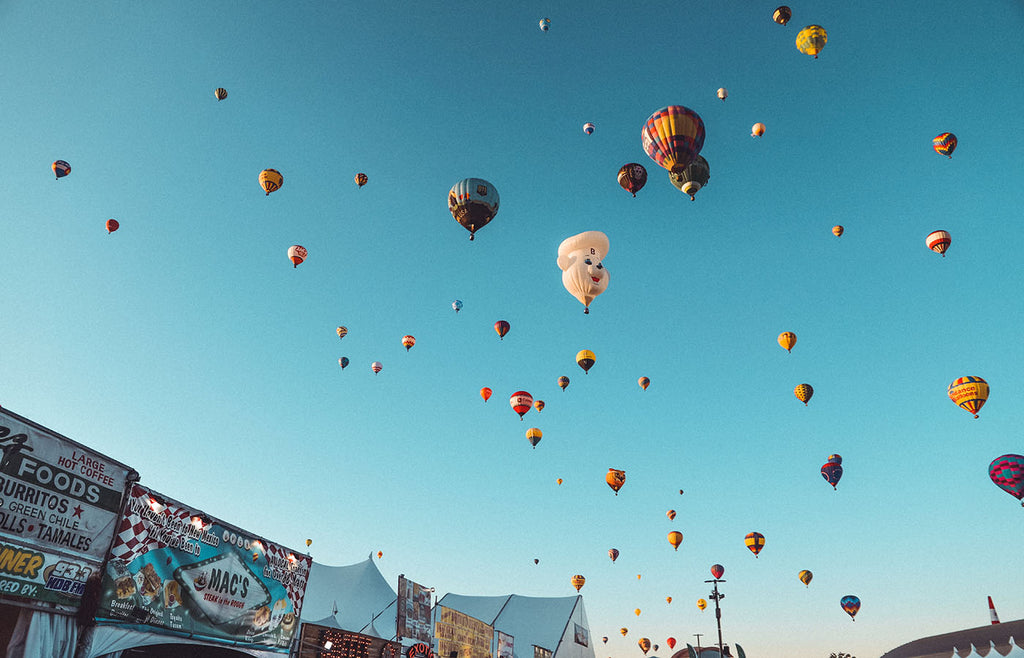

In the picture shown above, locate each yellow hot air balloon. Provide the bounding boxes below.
[636,574,641,580]
[634,609,641,616]
[606,468,625,495]
[666,596,673,604]
[948,376,989,418]
[571,574,586,592]
[377,551,383,559]
[526,427,542,449]
[557,478,563,485]
[796,25,828,58]
[534,400,545,412]
[798,570,813,587]
[639,638,651,655]
[794,383,813,405]
[638,377,650,391]
[620,628,628,637]
[668,531,683,551]
[778,331,797,353]
[259,168,283,196]
[697,599,707,611]
[833,225,844,237]
[305,539,312,547]
[667,509,676,520]
[576,349,596,374]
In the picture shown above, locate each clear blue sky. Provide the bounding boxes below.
[2,2,1023,657]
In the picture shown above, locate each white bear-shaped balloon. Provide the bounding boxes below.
[557,231,609,314]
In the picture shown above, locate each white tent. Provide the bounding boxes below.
[300,557,399,638]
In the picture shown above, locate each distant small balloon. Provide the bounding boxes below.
[667,509,676,520]
[377,551,383,559]
[106,219,119,234]
[697,599,707,611]
[355,172,368,188]
[840,595,861,620]
[711,564,724,579]
[634,608,641,616]
[52,160,71,180]
[402,335,416,351]
[557,478,563,485]
[752,123,766,137]
[794,383,813,405]
[798,570,813,587]
[558,376,570,391]
[287,245,307,268]
[602,637,608,645]
[717,88,728,101]
[773,6,792,25]
[526,427,542,449]
[535,558,540,564]
[833,225,844,237]
[305,539,312,547]
[214,87,228,101]
[926,230,951,257]
[338,357,349,369]
[452,299,463,313]
[608,548,619,562]
[933,132,957,158]
[534,400,544,412]
[259,168,283,195]
[583,122,595,135]
[480,387,492,402]
[571,574,586,592]
[638,377,650,391]
[667,531,683,551]
[495,320,511,340]
[371,361,383,375]
[337,326,348,340]
[539,17,550,31]
[666,597,673,604]
[778,331,797,353]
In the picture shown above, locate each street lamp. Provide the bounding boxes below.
[704,577,726,656]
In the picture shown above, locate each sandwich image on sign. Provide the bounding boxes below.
[557,231,610,314]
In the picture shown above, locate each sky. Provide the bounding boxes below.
[2,1,1024,657]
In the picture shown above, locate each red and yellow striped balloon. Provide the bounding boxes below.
[933,132,957,158]
[948,376,988,418]
[745,531,765,557]
[641,106,706,174]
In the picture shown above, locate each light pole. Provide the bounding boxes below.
[704,578,726,656]
[693,633,703,656]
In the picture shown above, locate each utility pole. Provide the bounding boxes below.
[693,634,703,656]
[704,578,726,656]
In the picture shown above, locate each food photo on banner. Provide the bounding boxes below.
[0,407,135,612]
[93,483,311,652]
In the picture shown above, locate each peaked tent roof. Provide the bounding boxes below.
[438,593,595,658]
[879,618,1024,658]
[300,557,398,637]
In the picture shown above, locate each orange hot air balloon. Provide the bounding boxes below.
[634,609,641,617]
[402,335,416,351]
[534,400,545,412]
[666,597,673,604]
[778,331,796,353]
[667,509,676,520]
[606,468,626,495]
[377,551,383,559]
[668,531,683,551]
[751,123,766,137]
[557,478,563,485]
[639,639,651,655]
[794,383,813,405]
[620,628,628,637]
[636,574,641,580]
[305,539,312,547]
[571,574,585,592]
[494,320,511,340]
[355,172,368,188]
[697,599,707,611]
[480,387,492,402]
[638,377,650,391]
[667,638,677,650]
[105,219,119,234]
[832,225,844,237]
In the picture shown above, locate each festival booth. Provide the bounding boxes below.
[81,483,312,658]
[0,408,136,658]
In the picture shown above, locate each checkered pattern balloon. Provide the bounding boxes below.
[988,454,1024,503]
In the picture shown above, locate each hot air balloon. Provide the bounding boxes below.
[617,163,648,197]
[642,106,706,174]
[653,644,659,652]
[608,548,619,562]
[668,531,683,551]
[480,387,492,402]
[495,320,510,340]
[666,597,673,604]
[989,454,1024,505]
[620,629,628,637]
[339,357,349,369]
[833,225,844,237]
[558,376,570,391]
[745,532,765,557]
[798,570,813,587]
[773,6,792,24]
[337,326,348,340]
[636,574,641,580]
[452,300,463,313]
[306,539,312,547]
[827,454,842,464]
[926,230,951,256]
[841,595,860,620]
[634,609,641,617]
[778,332,797,353]
[667,509,676,520]
[526,427,542,449]
[215,87,228,101]
[796,25,828,58]
[717,88,728,101]
[667,638,677,650]
[711,564,724,579]
[449,178,499,240]
[557,478,563,485]
[602,638,608,645]
[371,361,383,375]
[287,245,307,268]
[539,18,550,31]
[948,376,989,418]
[697,599,707,611]
[576,350,596,374]
[638,377,650,391]
[355,172,368,188]
[933,133,957,158]
[557,231,610,314]
[259,169,283,195]
[571,574,585,592]
[794,383,813,405]
[402,335,416,351]
[583,122,595,135]
[52,160,71,180]
[751,123,766,137]
[106,219,119,234]
[533,400,545,413]
[606,468,626,495]
[668,155,710,201]
[821,462,843,489]
[639,639,651,655]
[510,391,534,420]
[378,551,383,559]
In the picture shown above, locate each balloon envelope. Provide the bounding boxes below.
[287,245,307,268]
[745,532,765,557]
[452,300,463,313]
[639,639,650,655]
[794,383,813,405]
[558,376,570,390]
[534,400,544,412]
[606,468,625,495]
[355,172,368,187]
[948,376,989,418]
[667,638,676,650]
[988,454,1024,503]
[494,320,510,339]
[668,531,683,550]
[778,331,797,353]
[371,361,383,374]
[539,18,550,31]
[571,574,585,591]
[752,122,766,137]
[617,163,648,197]
[642,106,706,174]
[667,509,676,520]
[526,427,542,448]
[668,155,710,200]
[821,462,843,489]
[710,564,724,579]
[841,595,861,620]
[583,122,595,135]
[833,225,844,237]
[52,160,71,179]
[933,132,957,158]
[799,570,813,586]
[449,178,499,240]
[337,326,348,340]
[697,599,707,611]
[557,231,610,314]
[106,219,119,234]
[510,391,533,419]
[214,87,228,100]
[402,335,416,351]
[576,349,596,374]
[773,6,792,24]
[608,548,619,562]
[926,230,951,256]
[796,25,828,58]
[717,87,728,100]
[338,357,349,369]
[259,169,283,195]
[639,377,650,390]
[480,387,492,402]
